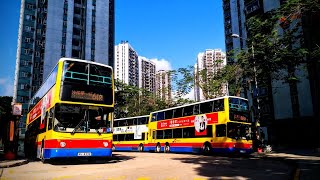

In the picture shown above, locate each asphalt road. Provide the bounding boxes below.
[1,152,294,180]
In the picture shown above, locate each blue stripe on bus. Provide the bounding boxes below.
[43,148,112,159]
[115,146,253,154]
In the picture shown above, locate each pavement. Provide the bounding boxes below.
[254,148,320,180]
[0,149,319,179]
[0,151,29,168]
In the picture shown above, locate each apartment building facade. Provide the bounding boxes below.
[138,57,156,93]
[13,0,115,138]
[114,41,139,87]
[155,70,172,102]
[194,49,227,101]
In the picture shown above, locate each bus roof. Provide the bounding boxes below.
[114,114,150,121]
[59,58,113,70]
[151,96,247,114]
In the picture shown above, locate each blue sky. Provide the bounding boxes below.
[0,0,225,97]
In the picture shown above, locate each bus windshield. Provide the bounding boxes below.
[227,122,251,140]
[53,104,112,134]
[60,60,113,105]
[229,97,250,123]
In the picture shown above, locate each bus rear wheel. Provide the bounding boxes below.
[202,143,211,155]
[138,144,144,152]
[164,145,170,153]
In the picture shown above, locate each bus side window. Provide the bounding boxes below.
[216,124,226,137]
[173,128,182,138]
[183,105,193,116]
[173,108,183,118]
[200,101,213,114]
[156,112,165,121]
[156,130,163,139]
[214,99,224,111]
[193,104,200,115]
[47,109,53,130]
[165,110,173,120]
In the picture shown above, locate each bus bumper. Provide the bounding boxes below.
[43,148,112,159]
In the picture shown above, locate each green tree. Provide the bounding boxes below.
[114,80,170,118]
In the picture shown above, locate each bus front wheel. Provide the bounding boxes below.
[155,144,161,153]
[40,143,47,163]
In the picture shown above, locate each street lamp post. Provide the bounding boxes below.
[231,34,261,123]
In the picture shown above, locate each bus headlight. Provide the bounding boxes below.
[103,142,109,147]
[60,142,66,148]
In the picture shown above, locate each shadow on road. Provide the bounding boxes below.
[172,154,295,180]
[34,153,136,166]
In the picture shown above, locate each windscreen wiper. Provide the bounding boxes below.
[71,110,87,135]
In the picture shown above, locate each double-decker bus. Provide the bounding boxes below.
[112,115,149,152]
[145,96,253,154]
[24,58,114,162]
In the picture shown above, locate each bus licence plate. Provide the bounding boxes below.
[78,152,92,156]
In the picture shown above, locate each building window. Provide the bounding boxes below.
[25,38,31,43]
[20,72,28,78]
[26,15,31,21]
[35,52,40,57]
[34,62,39,68]
[62,44,65,49]
[25,26,31,32]
[26,4,34,9]
[24,49,30,55]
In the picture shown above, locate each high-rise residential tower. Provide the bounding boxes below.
[223,0,247,63]
[194,49,227,101]
[114,41,139,87]
[222,0,319,146]
[13,0,115,136]
[156,70,172,103]
[138,57,156,93]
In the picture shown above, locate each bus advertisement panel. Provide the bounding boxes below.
[112,115,149,152]
[24,58,114,162]
[146,96,253,154]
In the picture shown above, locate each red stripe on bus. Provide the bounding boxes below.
[114,143,143,147]
[40,139,112,148]
[144,142,251,148]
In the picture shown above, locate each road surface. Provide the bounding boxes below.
[1,152,294,180]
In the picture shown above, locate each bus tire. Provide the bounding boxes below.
[155,144,161,153]
[164,145,170,153]
[202,142,211,155]
[40,142,47,163]
[138,144,144,152]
